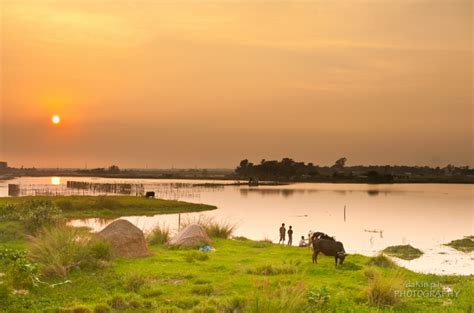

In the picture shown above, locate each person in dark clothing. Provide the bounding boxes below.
[279,223,286,244]
[287,226,293,246]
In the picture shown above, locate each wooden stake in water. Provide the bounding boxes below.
[178,213,181,229]
[344,205,346,222]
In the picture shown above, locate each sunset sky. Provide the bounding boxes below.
[0,0,472,168]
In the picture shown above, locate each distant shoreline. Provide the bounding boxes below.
[1,172,473,184]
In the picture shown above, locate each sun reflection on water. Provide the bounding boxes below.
[51,177,61,185]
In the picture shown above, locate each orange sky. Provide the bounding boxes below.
[0,0,472,168]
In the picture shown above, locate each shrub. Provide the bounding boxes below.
[0,248,40,289]
[181,215,236,239]
[382,245,423,260]
[175,297,200,309]
[185,251,209,263]
[221,295,247,312]
[93,197,120,210]
[367,254,395,268]
[308,286,330,310]
[108,295,127,310]
[445,237,474,252]
[147,224,170,245]
[233,236,249,241]
[125,274,147,293]
[28,226,111,277]
[250,283,309,312]
[0,221,24,241]
[59,305,92,313]
[364,267,380,280]
[86,239,113,262]
[56,199,74,212]
[141,287,163,298]
[205,221,235,239]
[0,204,19,221]
[247,264,296,276]
[18,200,64,235]
[365,272,404,307]
[93,304,111,313]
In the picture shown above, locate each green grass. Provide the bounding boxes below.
[445,236,474,252]
[181,215,236,239]
[382,245,424,260]
[1,238,473,312]
[0,196,216,219]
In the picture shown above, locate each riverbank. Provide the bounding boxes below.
[2,170,473,184]
[0,196,216,219]
[1,237,473,312]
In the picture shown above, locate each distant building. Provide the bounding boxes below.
[0,161,7,170]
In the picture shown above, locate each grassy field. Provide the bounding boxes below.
[0,196,216,219]
[1,197,473,312]
[1,237,473,312]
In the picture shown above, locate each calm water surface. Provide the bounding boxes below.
[1,177,472,275]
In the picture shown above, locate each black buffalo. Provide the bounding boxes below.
[311,233,346,266]
[145,191,155,198]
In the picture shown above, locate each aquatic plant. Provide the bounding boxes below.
[382,245,423,260]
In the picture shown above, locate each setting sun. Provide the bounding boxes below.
[51,115,61,125]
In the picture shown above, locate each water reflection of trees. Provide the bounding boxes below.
[239,189,308,198]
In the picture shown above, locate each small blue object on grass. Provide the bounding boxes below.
[199,245,215,252]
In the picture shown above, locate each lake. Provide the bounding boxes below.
[1,176,472,275]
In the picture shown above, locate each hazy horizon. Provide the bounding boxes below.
[1,0,472,168]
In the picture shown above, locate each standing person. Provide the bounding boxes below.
[287,226,293,246]
[279,223,286,244]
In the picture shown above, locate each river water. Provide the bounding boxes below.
[1,176,472,275]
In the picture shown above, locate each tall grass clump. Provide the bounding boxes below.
[247,263,296,276]
[181,215,236,239]
[28,226,111,277]
[147,224,170,245]
[367,254,396,268]
[251,283,312,312]
[365,271,404,307]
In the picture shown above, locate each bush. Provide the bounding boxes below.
[0,221,24,241]
[233,236,249,241]
[206,221,235,239]
[221,295,247,312]
[382,245,423,260]
[247,264,296,276]
[147,224,170,245]
[182,215,236,239]
[28,226,111,277]
[250,283,310,312]
[445,237,474,252]
[185,251,209,263]
[18,200,64,235]
[93,304,111,313]
[0,204,19,221]
[367,254,395,268]
[0,248,40,289]
[56,199,74,212]
[93,197,120,210]
[86,239,113,261]
[365,272,404,307]
[308,286,330,310]
[125,275,147,293]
